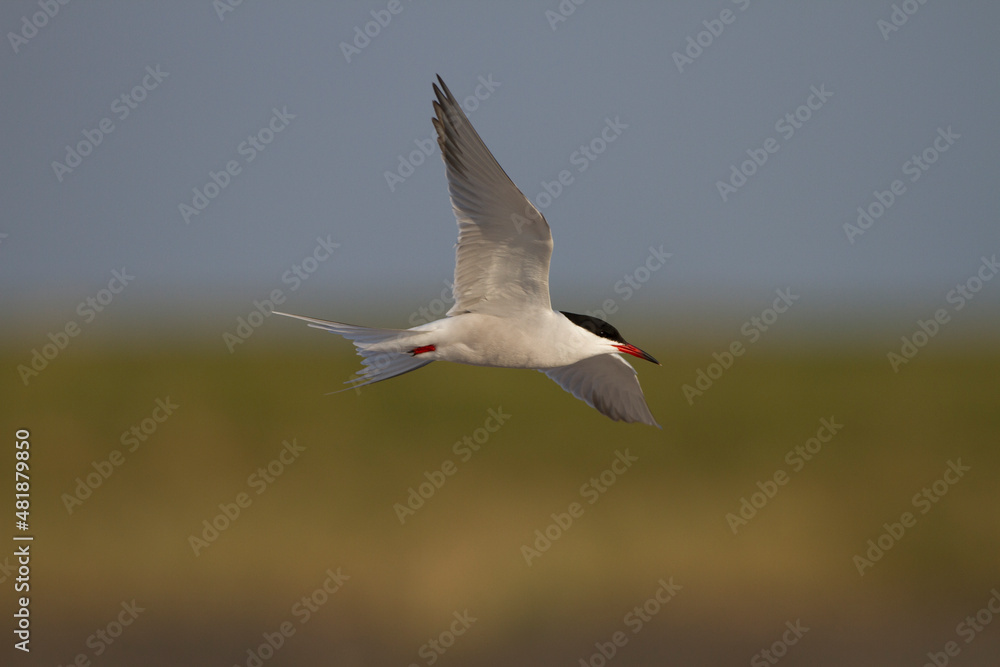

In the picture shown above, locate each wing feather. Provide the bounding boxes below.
[432,75,553,316]
[542,355,660,427]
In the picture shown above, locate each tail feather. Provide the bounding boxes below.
[274,312,433,390]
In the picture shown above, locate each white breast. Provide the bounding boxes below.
[422,310,600,369]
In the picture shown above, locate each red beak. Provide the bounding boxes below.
[614,343,660,365]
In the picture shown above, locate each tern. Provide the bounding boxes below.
[278,76,660,426]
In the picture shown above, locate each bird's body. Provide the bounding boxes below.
[278,76,660,426]
[400,311,620,369]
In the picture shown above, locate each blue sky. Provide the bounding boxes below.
[3,1,998,338]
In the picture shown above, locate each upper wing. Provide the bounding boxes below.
[542,355,660,427]
[432,75,553,316]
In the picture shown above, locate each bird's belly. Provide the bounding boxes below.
[438,340,547,369]
[431,314,569,369]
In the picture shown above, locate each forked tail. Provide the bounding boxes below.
[275,312,433,391]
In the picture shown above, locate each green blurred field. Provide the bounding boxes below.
[3,332,999,665]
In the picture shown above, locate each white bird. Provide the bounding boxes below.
[277,76,660,426]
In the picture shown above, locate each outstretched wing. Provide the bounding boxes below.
[432,75,553,317]
[542,355,660,427]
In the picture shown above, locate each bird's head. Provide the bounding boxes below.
[560,311,660,365]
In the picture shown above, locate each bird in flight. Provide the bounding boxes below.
[278,76,660,426]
